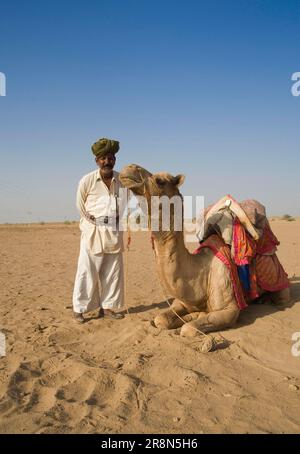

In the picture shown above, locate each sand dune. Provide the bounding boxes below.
[0,220,300,433]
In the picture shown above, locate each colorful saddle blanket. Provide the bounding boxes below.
[193,221,290,310]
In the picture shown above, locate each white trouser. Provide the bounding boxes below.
[73,235,124,314]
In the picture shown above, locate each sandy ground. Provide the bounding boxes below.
[0,219,300,434]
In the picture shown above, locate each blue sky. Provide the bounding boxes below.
[0,0,299,222]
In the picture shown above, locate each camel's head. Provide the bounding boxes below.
[119,164,185,198]
[119,164,152,196]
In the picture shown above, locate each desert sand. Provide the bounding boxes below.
[0,219,300,434]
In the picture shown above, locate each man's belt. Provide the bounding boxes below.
[95,216,119,227]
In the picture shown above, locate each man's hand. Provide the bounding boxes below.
[87,214,96,224]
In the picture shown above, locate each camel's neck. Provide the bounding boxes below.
[152,229,186,259]
[151,217,207,304]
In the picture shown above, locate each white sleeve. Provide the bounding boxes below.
[76,177,89,219]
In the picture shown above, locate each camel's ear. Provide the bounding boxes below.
[154,176,166,187]
[173,174,185,187]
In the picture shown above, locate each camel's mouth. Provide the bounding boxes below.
[119,164,152,195]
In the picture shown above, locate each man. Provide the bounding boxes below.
[73,137,126,323]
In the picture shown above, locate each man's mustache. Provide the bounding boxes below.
[103,164,113,169]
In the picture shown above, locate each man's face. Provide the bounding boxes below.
[96,152,116,177]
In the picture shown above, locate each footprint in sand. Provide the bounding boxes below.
[110,373,141,421]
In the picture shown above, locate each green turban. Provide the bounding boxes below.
[91,138,119,158]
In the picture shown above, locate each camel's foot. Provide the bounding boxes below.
[270,287,290,306]
[180,313,210,337]
[180,303,239,337]
[154,299,189,329]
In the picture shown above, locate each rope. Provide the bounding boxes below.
[123,189,131,315]
[151,243,214,351]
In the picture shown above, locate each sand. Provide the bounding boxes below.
[0,219,300,434]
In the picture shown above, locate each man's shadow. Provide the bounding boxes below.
[83,300,169,321]
[122,300,169,315]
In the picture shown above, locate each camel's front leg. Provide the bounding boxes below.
[154,299,190,329]
[180,302,239,337]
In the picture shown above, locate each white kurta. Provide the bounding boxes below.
[76,169,125,254]
[73,169,126,313]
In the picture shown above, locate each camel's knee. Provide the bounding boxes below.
[154,299,190,330]
[154,310,183,330]
[208,305,239,328]
[225,306,239,325]
[180,306,239,337]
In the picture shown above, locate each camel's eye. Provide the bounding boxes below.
[154,177,166,187]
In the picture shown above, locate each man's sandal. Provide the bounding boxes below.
[103,309,124,320]
[73,312,85,324]
[97,308,104,318]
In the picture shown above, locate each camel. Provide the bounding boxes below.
[119,164,290,337]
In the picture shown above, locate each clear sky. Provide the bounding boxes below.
[0,0,299,223]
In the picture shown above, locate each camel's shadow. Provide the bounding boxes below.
[237,279,300,328]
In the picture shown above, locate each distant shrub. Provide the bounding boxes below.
[40,221,45,225]
[64,220,72,225]
[282,214,295,221]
